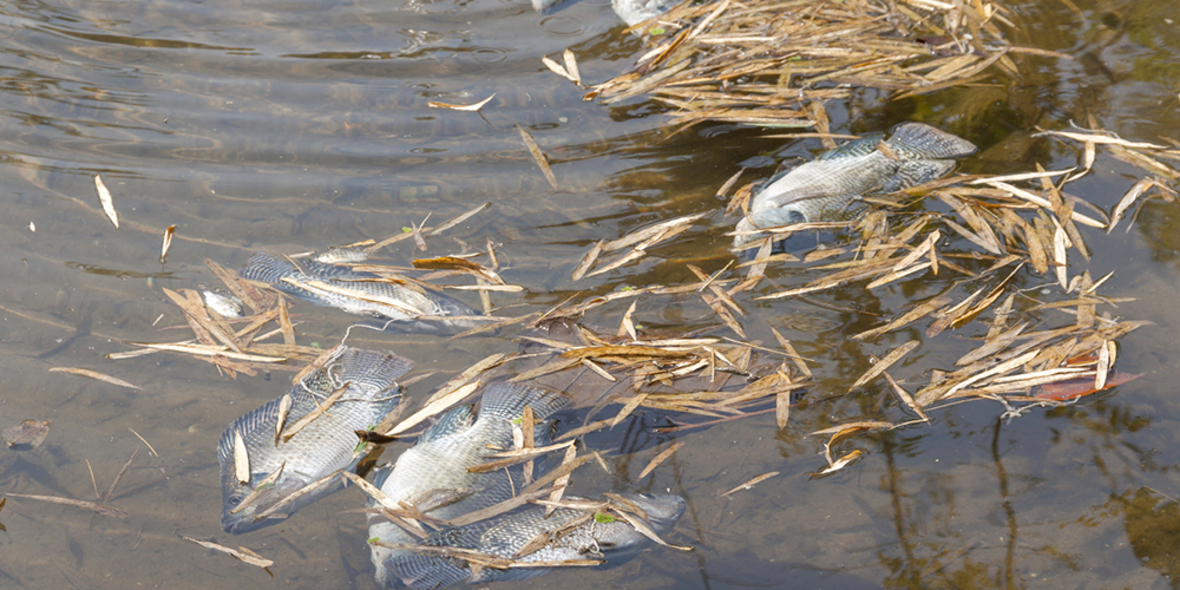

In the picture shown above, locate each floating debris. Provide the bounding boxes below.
[48,367,143,391]
[94,174,119,229]
[181,536,275,569]
[517,125,558,190]
[583,0,1036,131]
[720,471,780,498]
[426,93,496,112]
[160,224,176,262]
[2,419,50,449]
[7,448,137,518]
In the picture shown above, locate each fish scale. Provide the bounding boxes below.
[385,493,687,589]
[368,382,571,588]
[734,122,976,246]
[218,346,413,534]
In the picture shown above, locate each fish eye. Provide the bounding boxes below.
[787,210,807,224]
[228,496,242,507]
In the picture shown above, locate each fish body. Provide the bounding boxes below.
[385,493,687,589]
[369,382,571,588]
[200,289,245,318]
[218,346,413,534]
[530,0,675,27]
[237,252,482,334]
[734,122,976,245]
[611,0,679,26]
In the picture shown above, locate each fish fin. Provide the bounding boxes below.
[335,348,415,392]
[479,382,571,423]
[818,133,885,160]
[881,159,957,192]
[886,122,977,159]
[420,404,477,442]
[237,252,294,283]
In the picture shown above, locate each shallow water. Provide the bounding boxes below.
[1,0,1180,588]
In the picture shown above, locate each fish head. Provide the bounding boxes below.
[733,208,808,247]
[219,466,332,534]
[622,492,686,530]
[590,493,686,555]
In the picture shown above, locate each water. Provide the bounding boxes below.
[0,0,1179,588]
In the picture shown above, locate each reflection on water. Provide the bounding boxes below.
[0,0,1179,588]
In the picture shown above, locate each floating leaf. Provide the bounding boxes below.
[426,93,496,112]
[94,174,119,229]
[2,419,50,449]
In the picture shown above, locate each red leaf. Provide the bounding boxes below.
[1035,372,1144,401]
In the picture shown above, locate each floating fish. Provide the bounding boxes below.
[369,382,571,588]
[734,122,977,246]
[530,0,676,27]
[218,346,413,534]
[384,493,686,589]
[200,289,245,318]
[237,252,485,335]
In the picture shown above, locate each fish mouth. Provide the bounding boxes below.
[219,478,305,535]
[219,471,346,534]
[221,509,290,535]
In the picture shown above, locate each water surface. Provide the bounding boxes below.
[1,0,1179,588]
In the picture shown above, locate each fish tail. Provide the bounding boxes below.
[887,122,977,159]
[237,252,295,283]
[479,382,570,422]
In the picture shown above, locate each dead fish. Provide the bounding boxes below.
[611,0,679,26]
[200,289,245,318]
[369,382,571,588]
[236,252,483,335]
[734,122,977,246]
[530,0,675,27]
[313,248,370,264]
[218,346,413,534]
[385,493,686,589]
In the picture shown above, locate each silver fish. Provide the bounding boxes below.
[218,346,413,534]
[313,248,370,264]
[734,122,977,246]
[368,382,571,588]
[384,493,686,589]
[200,289,245,318]
[611,0,679,26]
[237,252,484,335]
[530,0,675,27]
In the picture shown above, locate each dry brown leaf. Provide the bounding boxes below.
[182,536,274,569]
[637,441,685,480]
[850,341,919,391]
[518,125,558,189]
[721,471,780,497]
[94,174,119,229]
[49,367,143,391]
[2,419,50,448]
[426,93,496,112]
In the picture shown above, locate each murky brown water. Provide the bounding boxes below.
[1,0,1179,588]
